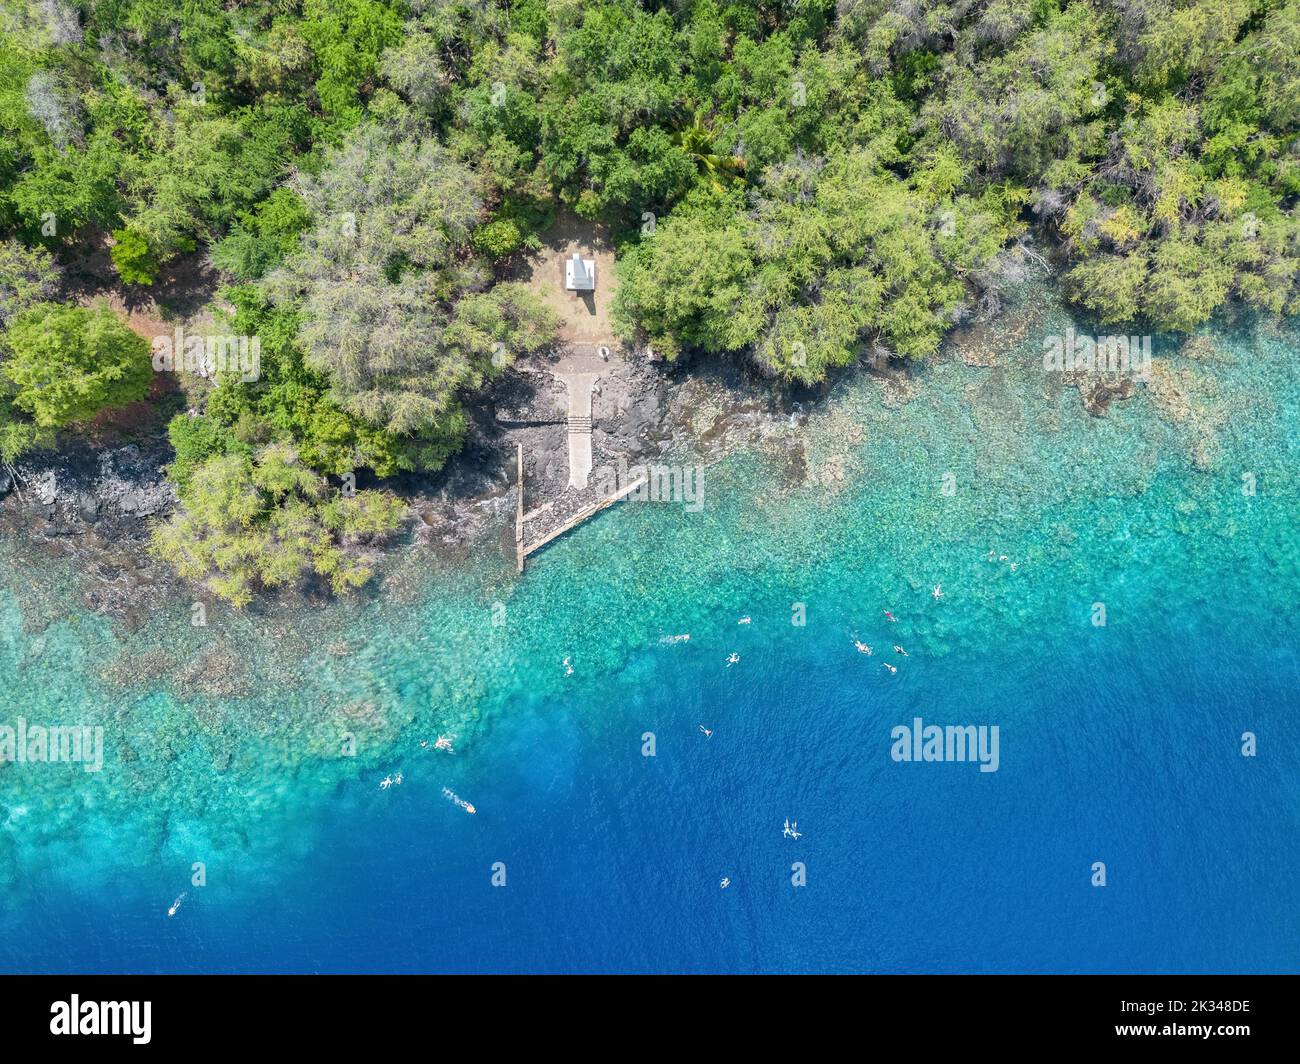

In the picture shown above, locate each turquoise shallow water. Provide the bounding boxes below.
[1,281,1298,972]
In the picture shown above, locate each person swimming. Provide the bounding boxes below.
[882,662,897,674]
[932,584,943,600]
[434,735,454,752]
[379,775,394,789]
[562,655,574,676]
[726,652,740,666]
[853,637,872,655]
[893,645,907,656]
[737,616,751,625]
[720,877,730,889]
[883,610,897,622]
[442,787,476,814]
[699,724,713,738]
[167,892,187,918]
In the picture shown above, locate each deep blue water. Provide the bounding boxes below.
[14,616,1300,973]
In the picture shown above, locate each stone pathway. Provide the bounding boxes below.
[552,344,611,489]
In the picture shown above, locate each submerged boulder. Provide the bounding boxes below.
[1081,376,1137,417]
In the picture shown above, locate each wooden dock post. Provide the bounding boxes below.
[515,443,525,573]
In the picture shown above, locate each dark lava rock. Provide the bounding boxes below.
[1082,377,1137,417]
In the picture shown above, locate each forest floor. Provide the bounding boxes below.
[62,236,220,340]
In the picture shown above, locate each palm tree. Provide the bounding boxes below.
[672,111,746,193]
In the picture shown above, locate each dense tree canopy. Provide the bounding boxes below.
[5,0,1295,367]
[264,125,559,437]
[615,147,1013,377]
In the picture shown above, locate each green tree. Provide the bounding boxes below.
[1,303,152,428]
[210,187,313,281]
[0,397,45,466]
[150,443,406,606]
[0,239,59,328]
[267,125,559,441]
[671,111,746,194]
[299,0,406,125]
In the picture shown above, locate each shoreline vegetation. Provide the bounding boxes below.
[0,0,1296,608]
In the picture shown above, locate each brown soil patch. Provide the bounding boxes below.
[60,234,222,342]
[507,210,618,344]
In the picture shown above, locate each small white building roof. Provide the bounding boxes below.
[566,252,596,291]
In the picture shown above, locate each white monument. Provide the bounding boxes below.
[565,252,596,292]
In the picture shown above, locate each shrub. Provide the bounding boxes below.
[109,228,159,286]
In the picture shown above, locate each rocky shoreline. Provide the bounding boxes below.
[0,338,817,620]
[0,435,183,624]
[0,247,1050,621]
